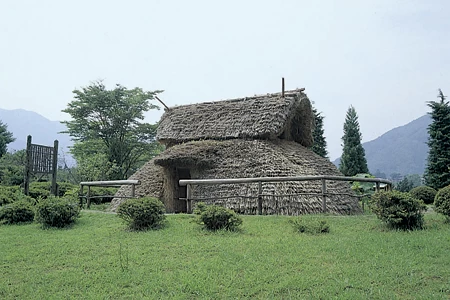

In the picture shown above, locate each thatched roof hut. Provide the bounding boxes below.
[111,89,361,215]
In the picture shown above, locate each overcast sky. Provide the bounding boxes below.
[1,0,449,159]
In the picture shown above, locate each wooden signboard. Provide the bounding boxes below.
[24,135,59,196]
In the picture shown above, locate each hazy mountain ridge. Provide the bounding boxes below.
[334,115,431,176]
[0,108,74,164]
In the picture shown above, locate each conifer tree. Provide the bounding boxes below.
[425,89,450,189]
[311,108,328,158]
[339,106,368,176]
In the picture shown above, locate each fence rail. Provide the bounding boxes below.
[79,180,140,208]
[179,176,392,214]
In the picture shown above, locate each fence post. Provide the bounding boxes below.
[79,184,84,207]
[375,181,380,192]
[186,184,192,214]
[321,179,327,213]
[87,186,91,209]
[131,184,136,198]
[51,140,58,196]
[257,181,263,215]
[24,135,32,196]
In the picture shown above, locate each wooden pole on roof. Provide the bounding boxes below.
[281,78,285,98]
[155,96,170,111]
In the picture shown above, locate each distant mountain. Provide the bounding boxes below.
[0,108,74,165]
[334,115,431,176]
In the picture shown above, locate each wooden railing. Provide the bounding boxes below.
[79,180,140,208]
[179,175,392,214]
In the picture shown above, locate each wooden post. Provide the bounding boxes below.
[257,181,263,215]
[375,181,380,193]
[24,135,32,196]
[80,184,84,207]
[281,78,285,98]
[186,184,192,214]
[131,184,136,198]
[87,186,91,209]
[51,140,58,196]
[321,179,327,213]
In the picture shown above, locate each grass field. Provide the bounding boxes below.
[1,211,450,299]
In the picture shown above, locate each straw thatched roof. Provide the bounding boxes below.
[110,158,164,212]
[156,89,314,148]
[112,139,362,215]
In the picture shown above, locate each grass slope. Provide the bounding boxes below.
[1,212,450,299]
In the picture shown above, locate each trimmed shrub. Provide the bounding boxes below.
[0,186,20,205]
[27,182,78,199]
[290,217,330,234]
[198,205,243,231]
[434,185,450,218]
[193,202,207,215]
[371,191,426,230]
[117,197,166,231]
[35,196,80,228]
[0,200,35,224]
[56,182,77,197]
[28,182,51,199]
[0,186,34,206]
[410,186,437,205]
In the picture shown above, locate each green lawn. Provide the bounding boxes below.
[1,211,450,299]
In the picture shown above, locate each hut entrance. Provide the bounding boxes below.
[176,168,191,212]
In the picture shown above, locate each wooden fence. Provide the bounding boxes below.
[79,180,140,208]
[179,175,392,215]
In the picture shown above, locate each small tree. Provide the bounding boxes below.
[395,177,413,192]
[62,81,162,180]
[0,121,15,159]
[425,89,450,190]
[311,108,328,158]
[339,106,368,176]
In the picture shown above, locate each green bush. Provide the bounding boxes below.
[56,182,77,197]
[193,202,207,215]
[0,186,34,206]
[410,186,437,205]
[27,182,78,199]
[198,205,243,231]
[28,182,51,199]
[35,196,80,228]
[434,185,450,218]
[290,217,330,234]
[371,191,426,230]
[117,197,166,231]
[0,200,35,225]
[0,186,21,205]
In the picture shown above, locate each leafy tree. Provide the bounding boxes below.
[0,150,26,186]
[373,169,387,179]
[425,89,450,190]
[0,121,15,159]
[405,174,422,189]
[62,81,162,180]
[339,106,368,176]
[311,108,328,158]
[395,177,413,192]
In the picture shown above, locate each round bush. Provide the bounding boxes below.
[0,200,35,224]
[410,186,437,205]
[434,185,450,218]
[35,196,80,228]
[117,197,166,231]
[370,190,426,230]
[198,205,243,231]
[0,186,22,206]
